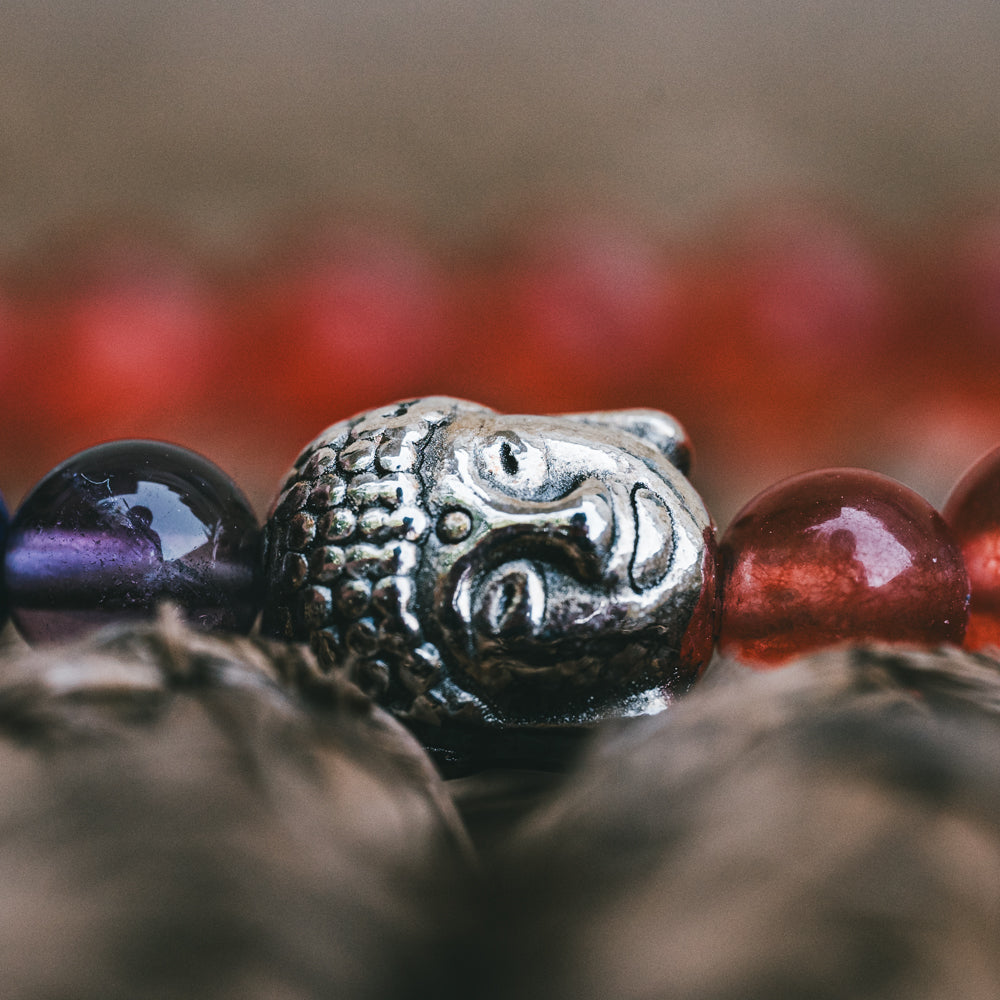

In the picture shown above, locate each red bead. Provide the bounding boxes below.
[467,215,680,412]
[943,446,1000,651]
[230,224,449,428]
[12,235,227,477]
[718,469,969,665]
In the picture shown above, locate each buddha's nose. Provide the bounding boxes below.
[497,482,615,579]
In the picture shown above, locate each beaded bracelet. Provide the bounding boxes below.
[1,396,996,751]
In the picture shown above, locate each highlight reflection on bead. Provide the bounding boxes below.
[943,446,1000,652]
[4,441,260,643]
[718,468,969,665]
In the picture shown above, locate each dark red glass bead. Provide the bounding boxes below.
[4,441,260,643]
[718,469,969,665]
[943,446,1000,651]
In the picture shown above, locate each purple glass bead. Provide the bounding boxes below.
[4,441,260,643]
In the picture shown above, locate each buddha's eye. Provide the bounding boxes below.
[479,433,549,497]
[499,440,519,476]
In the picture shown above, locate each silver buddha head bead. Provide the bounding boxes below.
[263,397,716,747]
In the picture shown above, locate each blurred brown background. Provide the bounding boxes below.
[3,0,999,251]
[1,0,999,526]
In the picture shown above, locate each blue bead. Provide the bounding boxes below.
[4,441,260,643]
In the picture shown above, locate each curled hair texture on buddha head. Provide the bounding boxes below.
[263,397,491,715]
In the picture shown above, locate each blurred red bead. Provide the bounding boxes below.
[736,208,894,367]
[230,223,450,432]
[718,468,969,666]
[897,212,1000,401]
[473,215,680,411]
[945,212,1000,350]
[0,287,17,406]
[670,205,902,524]
[0,232,231,505]
[943,445,1000,651]
[22,233,223,437]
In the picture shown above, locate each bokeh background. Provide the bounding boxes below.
[2,0,999,528]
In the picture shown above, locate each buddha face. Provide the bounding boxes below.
[264,398,716,731]
[416,409,715,723]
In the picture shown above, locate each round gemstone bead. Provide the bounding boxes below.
[4,441,260,643]
[718,468,969,665]
[943,446,1000,651]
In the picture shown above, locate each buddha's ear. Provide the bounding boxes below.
[562,409,693,475]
